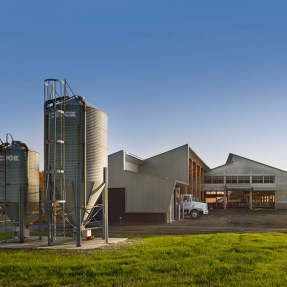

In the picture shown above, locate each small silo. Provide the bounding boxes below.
[0,135,39,241]
[44,79,108,244]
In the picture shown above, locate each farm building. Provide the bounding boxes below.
[204,153,287,210]
[108,145,287,224]
[108,144,209,224]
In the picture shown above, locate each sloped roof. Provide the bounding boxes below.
[211,153,287,173]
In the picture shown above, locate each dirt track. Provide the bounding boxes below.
[108,208,287,236]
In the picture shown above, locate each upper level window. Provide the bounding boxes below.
[204,176,224,184]
[226,176,237,184]
[264,176,275,183]
[213,176,224,184]
[252,176,263,183]
[204,175,275,185]
[204,176,212,184]
[238,176,250,183]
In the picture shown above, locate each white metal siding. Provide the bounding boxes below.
[124,172,176,212]
[125,162,138,173]
[139,144,189,184]
[109,151,176,213]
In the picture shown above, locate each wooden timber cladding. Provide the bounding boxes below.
[108,188,166,224]
[188,159,205,202]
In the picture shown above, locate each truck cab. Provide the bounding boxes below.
[182,194,208,219]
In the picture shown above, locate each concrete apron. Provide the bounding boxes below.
[0,237,128,250]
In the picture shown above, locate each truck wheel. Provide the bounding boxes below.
[190,210,200,219]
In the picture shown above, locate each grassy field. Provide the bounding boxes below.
[0,233,287,286]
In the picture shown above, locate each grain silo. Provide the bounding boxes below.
[0,134,39,242]
[44,79,108,246]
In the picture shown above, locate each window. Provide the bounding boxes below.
[252,176,263,183]
[264,176,275,183]
[238,176,250,183]
[204,176,212,184]
[204,176,224,184]
[226,176,237,184]
[207,175,275,185]
[183,195,192,202]
[213,176,224,184]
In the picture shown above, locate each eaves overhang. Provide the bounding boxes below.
[125,152,146,165]
[175,179,189,187]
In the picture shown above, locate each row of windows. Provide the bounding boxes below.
[204,175,275,184]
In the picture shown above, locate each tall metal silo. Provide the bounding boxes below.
[44,79,108,246]
[0,134,39,243]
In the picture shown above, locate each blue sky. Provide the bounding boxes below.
[1,0,287,171]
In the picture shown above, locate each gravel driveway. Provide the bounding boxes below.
[108,208,287,236]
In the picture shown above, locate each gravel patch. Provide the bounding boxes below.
[108,208,287,236]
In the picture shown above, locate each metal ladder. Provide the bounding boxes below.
[44,79,67,245]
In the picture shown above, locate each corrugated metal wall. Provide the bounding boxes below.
[125,162,138,172]
[109,150,176,213]
[124,172,176,212]
[108,188,166,223]
[139,144,189,184]
[108,151,125,188]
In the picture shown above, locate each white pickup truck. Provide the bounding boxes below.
[182,194,208,219]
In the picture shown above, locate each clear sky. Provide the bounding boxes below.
[1,0,287,171]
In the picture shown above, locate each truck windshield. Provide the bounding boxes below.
[183,196,191,202]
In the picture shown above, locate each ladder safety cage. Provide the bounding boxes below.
[44,79,74,243]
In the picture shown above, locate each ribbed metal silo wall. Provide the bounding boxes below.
[63,102,108,181]
[0,143,39,224]
[27,149,40,208]
[65,100,108,226]
[47,97,108,227]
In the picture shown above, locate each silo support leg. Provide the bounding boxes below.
[102,167,108,243]
[19,187,24,243]
[76,164,81,247]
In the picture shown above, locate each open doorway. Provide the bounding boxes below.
[251,191,275,209]
[205,190,248,208]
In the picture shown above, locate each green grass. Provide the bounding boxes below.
[1,233,287,286]
[0,232,13,239]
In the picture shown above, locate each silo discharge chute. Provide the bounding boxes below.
[44,79,108,246]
